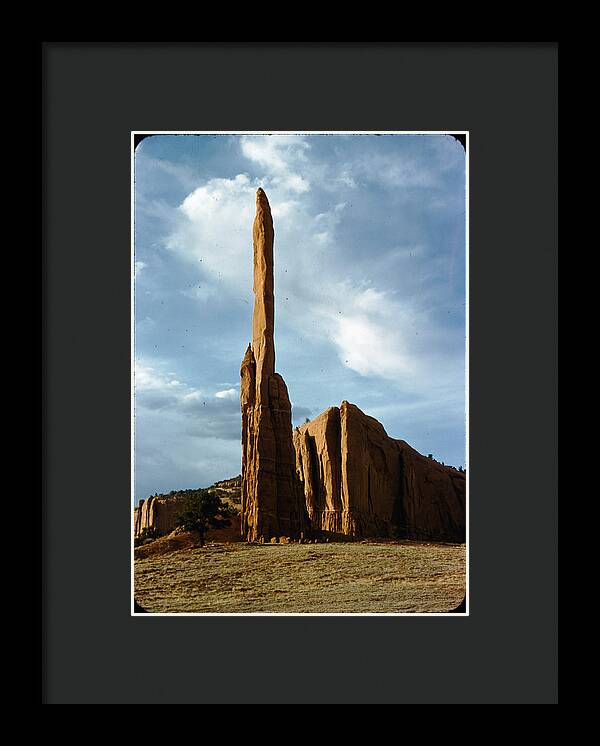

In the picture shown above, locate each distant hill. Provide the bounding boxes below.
[134,476,241,539]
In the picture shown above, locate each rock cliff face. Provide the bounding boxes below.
[134,477,242,538]
[294,401,465,542]
[134,494,187,538]
[240,189,308,542]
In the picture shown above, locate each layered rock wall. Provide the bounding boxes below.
[134,495,187,538]
[294,401,465,542]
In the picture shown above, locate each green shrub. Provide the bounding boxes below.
[175,489,233,547]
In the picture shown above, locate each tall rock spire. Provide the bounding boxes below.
[251,188,275,405]
[240,189,308,542]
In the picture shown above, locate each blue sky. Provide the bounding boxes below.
[134,134,466,503]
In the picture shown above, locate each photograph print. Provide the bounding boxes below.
[132,132,467,615]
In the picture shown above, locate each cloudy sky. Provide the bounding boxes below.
[134,133,466,503]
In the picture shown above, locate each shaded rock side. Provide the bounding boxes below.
[394,438,466,542]
[240,189,308,542]
[294,401,465,541]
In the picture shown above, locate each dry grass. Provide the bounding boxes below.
[134,540,466,614]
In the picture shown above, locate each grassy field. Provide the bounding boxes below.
[134,540,466,614]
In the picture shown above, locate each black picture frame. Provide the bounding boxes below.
[42,42,558,704]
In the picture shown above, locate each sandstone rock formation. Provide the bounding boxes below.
[237,190,465,543]
[240,189,308,542]
[134,494,187,538]
[134,476,242,538]
[294,401,465,542]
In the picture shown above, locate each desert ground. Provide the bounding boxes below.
[134,539,466,614]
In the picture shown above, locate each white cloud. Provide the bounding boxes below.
[163,169,315,296]
[328,136,464,194]
[335,314,413,378]
[180,173,254,224]
[215,388,238,400]
[306,285,419,380]
[135,363,183,391]
[135,360,240,434]
[313,202,347,245]
[166,173,257,287]
[240,135,311,193]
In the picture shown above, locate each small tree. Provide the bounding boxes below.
[175,489,232,547]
